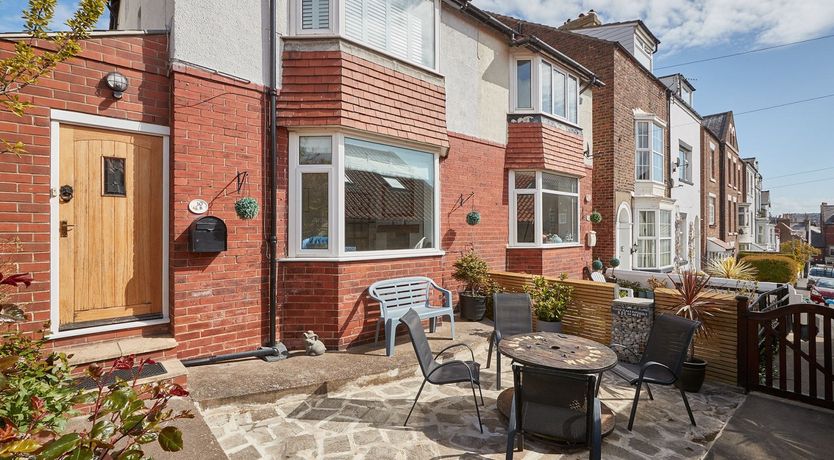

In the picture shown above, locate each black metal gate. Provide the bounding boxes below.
[738,287,834,409]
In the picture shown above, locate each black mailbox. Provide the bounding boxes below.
[190,216,227,252]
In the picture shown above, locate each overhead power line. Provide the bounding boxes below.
[656,33,834,70]
[764,165,834,181]
[671,92,834,128]
[767,177,831,190]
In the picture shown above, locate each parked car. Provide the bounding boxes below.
[807,266,834,288]
[810,278,834,305]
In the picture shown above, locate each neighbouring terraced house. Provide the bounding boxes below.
[0,0,603,366]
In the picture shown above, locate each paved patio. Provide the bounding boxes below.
[199,335,745,459]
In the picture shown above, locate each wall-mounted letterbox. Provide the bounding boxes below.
[190,216,227,253]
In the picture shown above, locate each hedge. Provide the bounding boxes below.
[742,254,801,284]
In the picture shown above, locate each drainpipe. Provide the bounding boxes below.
[183,0,288,367]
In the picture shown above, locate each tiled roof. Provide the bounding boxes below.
[702,112,729,139]
[344,169,430,222]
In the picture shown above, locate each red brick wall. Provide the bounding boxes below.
[701,127,721,255]
[0,34,169,346]
[169,64,272,359]
[278,50,449,149]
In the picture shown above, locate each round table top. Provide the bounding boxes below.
[498,332,618,374]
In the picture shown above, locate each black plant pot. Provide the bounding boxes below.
[678,357,707,392]
[536,320,563,333]
[459,293,487,321]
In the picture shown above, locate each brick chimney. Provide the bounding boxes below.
[560,9,602,30]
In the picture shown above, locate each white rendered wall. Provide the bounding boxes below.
[669,98,701,268]
[440,4,510,145]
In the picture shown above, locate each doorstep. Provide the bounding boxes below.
[58,335,179,366]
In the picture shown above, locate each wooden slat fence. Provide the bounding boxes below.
[490,271,741,386]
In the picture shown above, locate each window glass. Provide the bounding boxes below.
[542,172,578,193]
[344,137,434,251]
[659,210,672,237]
[567,76,578,123]
[659,239,672,266]
[652,124,664,182]
[301,0,330,30]
[516,60,532,108]
[638,240,655,269]
[542,193,577,243]
[541,62,552,114]
[344,0,435,68]
[553,69,566,116]
[299,136,332,164]
[515,194,535,243]
[678,144,691,182]
[514,171,536,189]
[300,173,329,249]
[635,122,650,180]
[639,211,655,237]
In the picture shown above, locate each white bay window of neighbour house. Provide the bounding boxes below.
[637,210,672,269]
[511,171,579,246]
[292,134,438,257]
[344,0,436,68]
[635,121,664,182]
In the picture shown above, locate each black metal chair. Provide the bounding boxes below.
[487,293,533,389]
[400,308,484,433]
[611,313,700,430]
[506,364,602,460]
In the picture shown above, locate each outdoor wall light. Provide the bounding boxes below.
[630,243,639,254]
[104,71,129,99]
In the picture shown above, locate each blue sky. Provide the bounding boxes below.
[1,1,832,214]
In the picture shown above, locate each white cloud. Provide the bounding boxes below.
[475,0,834,53]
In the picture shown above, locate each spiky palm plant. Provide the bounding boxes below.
[669,271,716,360]
[704,256,757,281]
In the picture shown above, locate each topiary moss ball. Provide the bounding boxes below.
[592,259,604,270]
[466,210,481,226]
[235,197,259,220]
[589,211,602,224]
[610,257,621,268]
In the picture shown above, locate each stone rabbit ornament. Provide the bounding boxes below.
[303,331,327,356]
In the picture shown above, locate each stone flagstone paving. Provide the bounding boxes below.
[201,346,744,459]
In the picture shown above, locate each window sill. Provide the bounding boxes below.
[507,243,583,249]
[509,111,581,130]
[677,179,694,186]
[280,249,445,263]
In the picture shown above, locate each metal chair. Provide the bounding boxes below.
[611,313,700,430]
[506,364,602,460]
[399,309,484,433]
[486,293,533,389]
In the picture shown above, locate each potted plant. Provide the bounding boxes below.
[589,211,602,224]
[525,274,574,332]
[669,270,716,392]
[452,250,491,321]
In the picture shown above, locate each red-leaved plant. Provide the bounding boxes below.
[669,270,716,360]
[0,272,33,324]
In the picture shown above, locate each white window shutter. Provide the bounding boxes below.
[345,0,364,40]
[301,0,329,30]
[366,0,388,49]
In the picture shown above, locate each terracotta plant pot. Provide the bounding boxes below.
[536,319,563,333]
[678,357,707,392]
[459,293,486,321]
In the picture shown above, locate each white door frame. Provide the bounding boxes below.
[616,202,632,270]
[48,109,170,339]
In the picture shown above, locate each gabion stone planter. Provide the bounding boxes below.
[610,297,654,364]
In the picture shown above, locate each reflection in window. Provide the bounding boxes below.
[301,173,329,249]
[344,138,434,252]
[510,171,579,246]
[515,194,535,243]
[516,60,532,109]
[299,136,332,164]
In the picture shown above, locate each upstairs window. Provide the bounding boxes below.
[708,197,716,226]
[635,120,664,183]
[301,0,330,30]
[516,60,532,109]
[678,142,692,183]
[344,0,436,68]
[513,56,580,124]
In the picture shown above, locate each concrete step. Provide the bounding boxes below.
[57,335,178,366]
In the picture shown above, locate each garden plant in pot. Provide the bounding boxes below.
[525,274,574,332]
[452,250,491,321]
[669,270,716,392]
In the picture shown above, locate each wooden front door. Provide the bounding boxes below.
[58,125,163,328]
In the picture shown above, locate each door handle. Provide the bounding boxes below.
[59,220,75,237]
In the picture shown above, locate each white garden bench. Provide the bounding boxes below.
[368,277,455,357]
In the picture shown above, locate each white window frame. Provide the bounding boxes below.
[508,170,581,248]
[510,54,581,125]
[678,141,692,183]
[635,208,673,270]
[708,195,716,226]
[634,115,665,185]
[289,0,442,73]
[287,131,442,261]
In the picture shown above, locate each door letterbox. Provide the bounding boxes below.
[190,216,227,252]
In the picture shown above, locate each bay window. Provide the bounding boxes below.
[510,171,579,246]
[512,56,580,124]
[635,120,664,183]
[636,209,673,269]
[344,0,436,68]
[290,133,439,258]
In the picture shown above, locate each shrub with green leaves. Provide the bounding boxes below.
[743,254,800,284]
[452,250,490,295]
[525,274,573,322]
